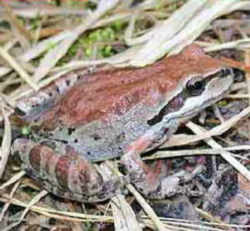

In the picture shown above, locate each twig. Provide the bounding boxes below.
[0,106,11,179]
[0,46,38,90]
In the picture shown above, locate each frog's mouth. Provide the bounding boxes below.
[147,67,236,126]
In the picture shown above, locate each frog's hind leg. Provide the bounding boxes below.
[12,138,122,202]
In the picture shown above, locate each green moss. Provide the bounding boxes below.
[111,20,126,32]
[85,47,93,57]
[30,17,42,31]
[21,126,31,136]
[217,100,228,107]
[101,28,115,40]
[59,18,125,63]
[89,30,103,42]
[84,1,97,10]
[101,45,114,57]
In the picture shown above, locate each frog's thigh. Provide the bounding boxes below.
[121,131,181,199]
[13,138,121,202]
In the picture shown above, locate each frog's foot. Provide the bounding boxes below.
[122,150,204,198]
[122,150,183,199]
[121,133,190,199]
[12,138,123,203]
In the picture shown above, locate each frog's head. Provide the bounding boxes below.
[147,45,241,126]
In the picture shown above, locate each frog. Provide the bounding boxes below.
[12,44,237,202]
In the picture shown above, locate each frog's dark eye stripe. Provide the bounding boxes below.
[15,107,26,117]
[220,68,231,76]
[147,94,184,126]
[186,78,205,96]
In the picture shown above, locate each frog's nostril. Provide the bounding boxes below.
[15,107,26,117]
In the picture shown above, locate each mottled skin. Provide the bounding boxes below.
[12,45,236,202]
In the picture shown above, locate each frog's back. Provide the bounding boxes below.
[29,61,166,161]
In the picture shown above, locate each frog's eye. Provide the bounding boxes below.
[231,68,244,82]
[186,78,205,96]
[15,107,26,117]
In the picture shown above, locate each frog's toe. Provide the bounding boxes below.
[128,168,183,199]
[147,175,182,199]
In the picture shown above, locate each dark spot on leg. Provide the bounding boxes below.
[74,139,78,143]
[49,92,53,97]
[68,127,76,135]
[92,134,101,141]
[66,80,70,86]
[56,87,60,93]
[116,132,125,143]
[118,146,123,154]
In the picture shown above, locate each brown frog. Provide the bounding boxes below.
[12,44,236,202]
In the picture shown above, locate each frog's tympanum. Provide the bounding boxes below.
[12,45,237,202]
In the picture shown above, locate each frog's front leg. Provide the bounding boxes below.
[121,122,183,199]
[12,139,122,202]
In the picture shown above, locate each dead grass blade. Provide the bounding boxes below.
[0,4,89,18]
[0,181,21,222]
[0,46,38,90]
[204,38,250,52]
[111,194,142,231]
[0,193,113,223]
[130,0,239,66]
[186,121,250,181]
[32,0,120,82]
[19,31,73,62]
[105,161,167,231]
[163,106,250,148]
[0,106,11,179]
[0,67,11,78]
[129,0,207,66]
[126,184,169,231]
[0,171,26,191]
[144,145,250,160]
[2,190,48,231]
[0,1,31,48]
